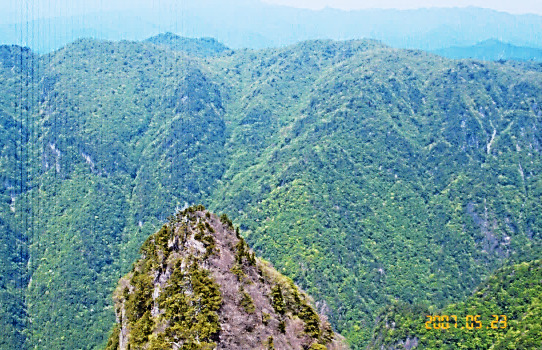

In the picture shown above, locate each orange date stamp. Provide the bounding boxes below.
[425,315,507,330]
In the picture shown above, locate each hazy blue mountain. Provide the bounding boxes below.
[1,1,541,54]
[433,39,542,62]
[0,12,160,53]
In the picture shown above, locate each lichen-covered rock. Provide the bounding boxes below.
[106,205,349,350]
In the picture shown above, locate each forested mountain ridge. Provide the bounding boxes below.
[0,37,541,349]
[105,206,347,350]
[145,33,232,57]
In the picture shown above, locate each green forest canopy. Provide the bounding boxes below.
[0,37,541,349]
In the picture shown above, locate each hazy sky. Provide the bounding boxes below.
[3,0,542,24]
[263,0,542,15]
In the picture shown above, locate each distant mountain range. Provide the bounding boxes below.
[1,0,541,55]
[433,39,542,62]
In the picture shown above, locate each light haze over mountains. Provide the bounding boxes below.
[2,0,542,55]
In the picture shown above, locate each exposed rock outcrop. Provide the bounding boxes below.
[105,205,348,350]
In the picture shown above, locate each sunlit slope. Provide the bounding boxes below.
[210,41,542,346]
[367,260,542,349]
[0,38,541,349]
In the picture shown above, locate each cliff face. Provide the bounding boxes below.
[105,205,348,350]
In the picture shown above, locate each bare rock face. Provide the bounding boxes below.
[105,205,349,350]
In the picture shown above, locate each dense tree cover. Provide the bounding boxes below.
[0,38,541,349]
[0,45,38,350]
[146,33,232,58]
[367,259,542,349]
[209,41,542,347]
[1,40,228,349]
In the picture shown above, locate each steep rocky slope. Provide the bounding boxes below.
[105,206,347,350]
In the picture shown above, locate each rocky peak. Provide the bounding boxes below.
[106,205,348,350]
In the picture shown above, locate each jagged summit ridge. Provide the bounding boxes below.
[106,205,347,350]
